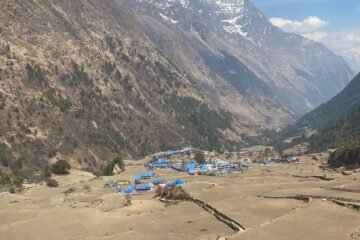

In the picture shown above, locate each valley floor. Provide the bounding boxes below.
[0,155,359,240]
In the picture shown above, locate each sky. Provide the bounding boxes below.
[251,0,360,71]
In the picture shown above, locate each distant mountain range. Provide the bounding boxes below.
[340,48,360,72]
[119,0,353,119]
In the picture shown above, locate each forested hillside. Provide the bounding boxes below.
[278,73,360,152]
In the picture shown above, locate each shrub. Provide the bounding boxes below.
[13,176,24,188]
[194,151,206,164]
[102,163,114,176]
[113,156,125,171]
[45,178,58,188]
[42,165,52,178]
[328,144,360,169]
[0,144,11,167]
[26,63,45,85]
[154,186,190,201]
[102,156,124,176]
[0,175,11,185]
[52,160,71,175]
[47,90,72,113]
[9,187,16,194]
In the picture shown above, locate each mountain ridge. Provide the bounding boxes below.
[119,0,353,117]
[279,73,360,152]
[0,0,242,176]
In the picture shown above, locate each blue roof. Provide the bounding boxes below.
[144,171,154,177]
[200,165,209,170]
[155,159,171,164]
[134,171,154,182]
[174,179,184,185]
[134,175,143,181]
[125,185,136,194]
[136,184,151,191]
[242,163,253,168]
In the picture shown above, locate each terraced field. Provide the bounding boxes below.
[0,154,359,239]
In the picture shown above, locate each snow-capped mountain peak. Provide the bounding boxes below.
[131,0,268,40]
[212,0,246,16]
[119,0,354,117]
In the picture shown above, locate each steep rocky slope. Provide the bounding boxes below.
[119,0,353,118]
[0,0,239,175]
[286,73,360,152]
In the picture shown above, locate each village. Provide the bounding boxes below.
[102,147,300,196]
[0,147,359,240]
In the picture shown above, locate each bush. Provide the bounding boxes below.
[113,156,125,171]
[328,143,360,169]
[42,165,52,178]
[45,178,58,188]
[0,175,11,185]
[13,176,24,188]
[194,151,206,164]
[155,186,190,201]
[102,163,114,176]
[52,160,71,175]
[102,156,124,176]
[9,187,16,194]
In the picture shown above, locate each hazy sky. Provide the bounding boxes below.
[252,0,360,70]
[252,0,359,30]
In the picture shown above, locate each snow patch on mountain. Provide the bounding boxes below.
[137,0,190,9]
[159,12,178,24]
[221,16,247,37]
[212,0,245,16]
[144,0,250,38]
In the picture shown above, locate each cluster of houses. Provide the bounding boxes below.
[152,148,197,159]
[224,146,264,157]
[104,170,185,195]
[148,159,171,169]
[104,148,300,195]
[149,147,300,176]
[271,155,299,163]
[171,159,241,175]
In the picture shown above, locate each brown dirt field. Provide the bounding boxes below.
[233,200,360,240]
[0,154,359,239]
